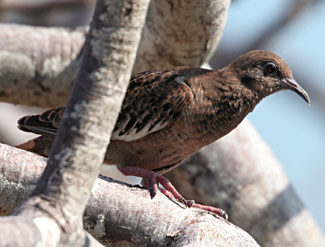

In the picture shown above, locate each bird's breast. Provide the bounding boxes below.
[185,96,254,146]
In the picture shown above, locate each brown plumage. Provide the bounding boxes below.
[16,50,310,219]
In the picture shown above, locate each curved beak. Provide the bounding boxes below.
[281,78,310,104]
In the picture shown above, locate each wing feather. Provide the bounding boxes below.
[18,68,195,142]
[111,70,194,141]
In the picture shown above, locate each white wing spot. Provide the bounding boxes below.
[111,121,168,142]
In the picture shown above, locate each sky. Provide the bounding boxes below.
[217,0,325,232]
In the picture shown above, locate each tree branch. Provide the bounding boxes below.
[0,0,150,245]
[0,0,230,107]
[133,0,230,72]
[0,24,87,107]
[0,0,94,13]
[0,143,260,246]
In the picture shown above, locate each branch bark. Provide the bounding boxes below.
[0,143,260,246]
[0,24,87,107]
[0,0,94,13]
[0,0,150,246]
[0,0,230,107]
[133,0,230,72]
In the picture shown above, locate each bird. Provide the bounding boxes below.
[16,50,310,219]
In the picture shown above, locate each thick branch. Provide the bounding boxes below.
[0,24,87,107]
[165,119,325,247]
[0,0,230,107]
[0,0,150,246]
[0,144,259,246]
[29,0,150,233]
[0,0,94,13]
[133,0,230,72]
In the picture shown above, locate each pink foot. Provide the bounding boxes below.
[118,166,227,219]
[192,203,228,220]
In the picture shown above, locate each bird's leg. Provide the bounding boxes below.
[154,174,194,208]
[192,204,228,220]
[117,166,192,206]
[118,166,227,219]
[158,187,175,199]
[118,166,158,197]
[141,176,177,202]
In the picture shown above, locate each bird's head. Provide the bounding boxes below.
[230,50,310,104]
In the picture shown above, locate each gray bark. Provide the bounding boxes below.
[0,0,150,246]
[0,143,260,247]
[133,0,230,72]
[0,0,230,107]
[0,24,87,107]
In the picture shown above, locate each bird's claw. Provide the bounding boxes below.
[149,187,157,198]
[139,171,228,220]
[183,199,195,208]
[220,210,228,221]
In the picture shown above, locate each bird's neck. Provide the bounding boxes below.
[186,70,259,146]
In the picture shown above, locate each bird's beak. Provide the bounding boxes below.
[281,78,310,104]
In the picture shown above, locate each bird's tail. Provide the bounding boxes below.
[15,136,54,157]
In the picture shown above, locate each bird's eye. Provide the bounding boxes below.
[263,62,277,76]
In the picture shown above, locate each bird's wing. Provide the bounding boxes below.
[111,69,194,141]
[18,106,64,136]
[18,69,195,142]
